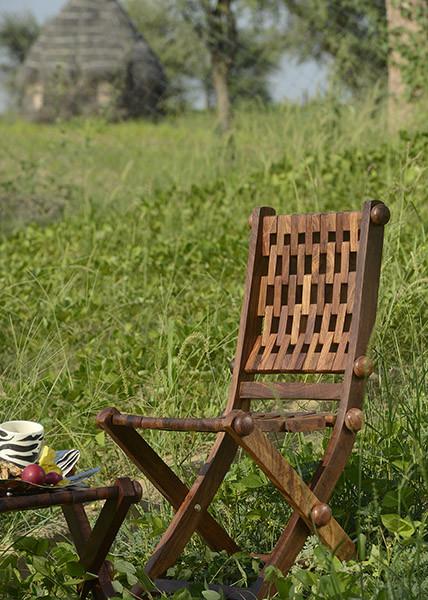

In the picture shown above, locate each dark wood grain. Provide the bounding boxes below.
[0,485,119,512]
[224,418,354,560]
[62,503,115,600]
[244,209,363,374]
[240,381,342,401]
[110,413,228,432]
[97,408,239,555]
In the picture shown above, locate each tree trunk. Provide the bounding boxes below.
[212,55,231,132]
[207,0,237,133]
[385,0,421,125]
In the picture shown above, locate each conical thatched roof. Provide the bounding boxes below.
[19,0,166,119]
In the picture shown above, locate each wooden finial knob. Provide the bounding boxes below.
[353,356,374,378]
[96,407,119,427]
[371,203,390,226]
[311,503,332,527]
[132,480,143,500]
[232,413,254,437]
[345,408,364,432]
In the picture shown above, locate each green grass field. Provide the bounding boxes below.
[0,99,427,599]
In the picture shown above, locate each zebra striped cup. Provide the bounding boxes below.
[0,421,44,468]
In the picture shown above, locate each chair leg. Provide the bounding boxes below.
[225,423,355,561]
[63,478,141,599]
[256,430,358,598]
[62,503,115,600]
[145,434,238,579]
[97,409,239,555]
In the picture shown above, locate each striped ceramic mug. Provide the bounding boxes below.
[0,421,44,468]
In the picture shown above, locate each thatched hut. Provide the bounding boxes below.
[18,0,166,120]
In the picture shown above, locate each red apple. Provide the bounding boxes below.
[45,471,62,486]
[21,464,46,485]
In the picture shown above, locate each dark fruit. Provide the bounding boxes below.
[21,464,46,485]
[45,471,62,486]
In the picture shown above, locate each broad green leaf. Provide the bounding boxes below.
[95,430,106,447]
[234,473,265,489]
[202,591,221,600]
[381,513,415,539]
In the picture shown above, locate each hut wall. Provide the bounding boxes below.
[18,0,167,121]
[26,83,44,112]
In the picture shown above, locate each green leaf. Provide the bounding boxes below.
[202,591,221,600]
[31,555,50,577]
[234,473,265,490]
[114,559,136,576]
[276,577,293,599]
[382,487,414,511]
[171,589,193,600]
[293,569,317,588]
[95,431,105,447]
[357,533,367,561]
[112,580,124,594]
[264,565,284,582]
[381,514,415,539]
[15,537,49,556]
[127,572,138,586]
[66,561,85,577]
[134,571,156,592]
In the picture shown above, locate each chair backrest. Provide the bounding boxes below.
[247,209,361,374]
[228,201,389,408]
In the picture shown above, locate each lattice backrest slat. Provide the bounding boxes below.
[245,210,362,374]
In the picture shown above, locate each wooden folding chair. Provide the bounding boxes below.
[0,477,142,599]
[97,200,390,598]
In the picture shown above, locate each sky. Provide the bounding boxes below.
[0,0,327,110]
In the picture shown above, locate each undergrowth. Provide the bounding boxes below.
[0,99,427,598]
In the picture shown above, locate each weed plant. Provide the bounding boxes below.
[0,96,427,598]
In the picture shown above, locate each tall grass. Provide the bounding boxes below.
[0,96,427,598]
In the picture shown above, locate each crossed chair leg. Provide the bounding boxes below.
[97,408,355,598]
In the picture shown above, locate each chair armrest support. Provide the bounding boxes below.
[96,407,255,436]
[109,411,228,433]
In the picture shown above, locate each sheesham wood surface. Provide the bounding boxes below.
[62,504,116,600]
[245,211,361,373]
[98,200,389,599]
[239,381,342,400]
[96,407,239,555]
[224,419,354,560]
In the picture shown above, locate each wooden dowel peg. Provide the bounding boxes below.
[370,203,390,226]
[232,413,254,437]
[311,503,332,527]
[345,408,364,433]
[353,356,374,378]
